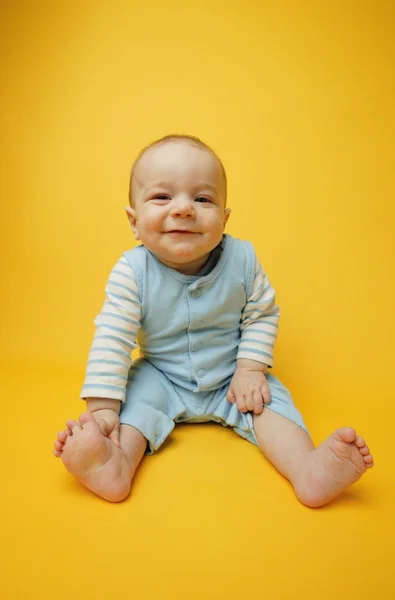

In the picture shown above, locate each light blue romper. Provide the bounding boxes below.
[119,235,308,453]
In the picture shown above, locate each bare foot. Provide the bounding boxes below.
[295,428,374,508]
[53,426,72,457]
[54,412,131,502]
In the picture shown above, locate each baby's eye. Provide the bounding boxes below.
[153,195,170,201]
[195,196,211,203]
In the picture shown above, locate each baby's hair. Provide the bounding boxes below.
[128,134,227,206]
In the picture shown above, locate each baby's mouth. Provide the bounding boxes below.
[166,230,197,234]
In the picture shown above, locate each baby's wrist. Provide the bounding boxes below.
[236,358,268,373]
[86,398,121,415]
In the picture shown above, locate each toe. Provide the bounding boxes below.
[79,412,96,427]
[355,435,366,448]
[359,445,370,455]
[364,454,374,466]
[53,448,62,457]
[66,419,81,432]
[57,431,68,443]
[336,427,356,444]
[54,440,64,451]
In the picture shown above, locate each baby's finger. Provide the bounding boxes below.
[236,394,248,413]
[226,388,236,404]
[109,429,121,448]
[261,382,271,405]
[245,391,255,412]
[252,389,264,415]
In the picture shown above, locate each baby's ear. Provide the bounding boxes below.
[223,207,231,227]
[125,206,140,240]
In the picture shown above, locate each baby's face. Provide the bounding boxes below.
[126,141,230,274]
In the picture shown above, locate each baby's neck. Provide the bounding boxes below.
[162,254,211,275]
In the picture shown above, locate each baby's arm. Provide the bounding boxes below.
[79,256,142,443]
[238,256,280,367]
[227,255,280,414]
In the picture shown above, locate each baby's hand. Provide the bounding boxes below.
[226,366,271,415]
[90,408,121,448]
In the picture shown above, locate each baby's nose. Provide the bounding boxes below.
[171,199,195,217]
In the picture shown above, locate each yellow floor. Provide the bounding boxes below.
[2,363,393,600]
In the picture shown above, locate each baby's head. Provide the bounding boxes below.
[126,135,231,275]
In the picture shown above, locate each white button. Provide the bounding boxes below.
[197,369,205,378]
[192,341,203,351]
[195,320,204,328]
[190,289,201,298]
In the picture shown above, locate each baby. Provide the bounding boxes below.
[54,134,374,506]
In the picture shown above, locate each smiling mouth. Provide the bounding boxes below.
[167,230,197,234]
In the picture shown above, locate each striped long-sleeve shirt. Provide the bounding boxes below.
[81,253,280,402]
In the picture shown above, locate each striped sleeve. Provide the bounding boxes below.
[80,255,141,402]
[237,256,280,367]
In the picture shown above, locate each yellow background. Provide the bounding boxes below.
[1,1,394,598]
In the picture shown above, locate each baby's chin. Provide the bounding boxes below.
[158,238,208,257]
[166,244,203,258]
[154,246,212,273]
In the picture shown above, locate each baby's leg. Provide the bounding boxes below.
[55,413,146,502]
[253,409,374,508]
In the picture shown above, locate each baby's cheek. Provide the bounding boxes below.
[146,216,163,232]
